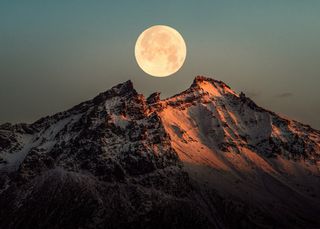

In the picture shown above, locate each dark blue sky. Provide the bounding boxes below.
[1,1,320,128]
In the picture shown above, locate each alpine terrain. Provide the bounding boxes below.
[1,76,319,229]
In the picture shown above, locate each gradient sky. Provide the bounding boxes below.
[1,0,320,128]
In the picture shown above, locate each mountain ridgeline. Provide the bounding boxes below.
[0,76,320,229]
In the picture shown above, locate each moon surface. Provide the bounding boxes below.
[135,25,187,77]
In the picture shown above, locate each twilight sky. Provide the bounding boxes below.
[1,0,320,128]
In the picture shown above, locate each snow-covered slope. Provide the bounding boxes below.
[0,81,178,178]
[157,76,319,176]
[0,80,215,229]
[0,76,320,229]
[154,76,320,227]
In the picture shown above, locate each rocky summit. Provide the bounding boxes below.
[1,76,320,229]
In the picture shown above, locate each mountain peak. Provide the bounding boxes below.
[109,79,135,95]
[92,80,137,105]
[192,75,232,90]
[185,75,237,98]
[193,75,218,84]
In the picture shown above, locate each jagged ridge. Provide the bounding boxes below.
[0,75,320,229]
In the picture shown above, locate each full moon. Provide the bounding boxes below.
[135,25,187,77]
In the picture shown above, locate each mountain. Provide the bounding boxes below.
[0,76,319,229]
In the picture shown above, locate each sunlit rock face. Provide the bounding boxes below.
[1,76,320,229]
[156,76,320,227]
